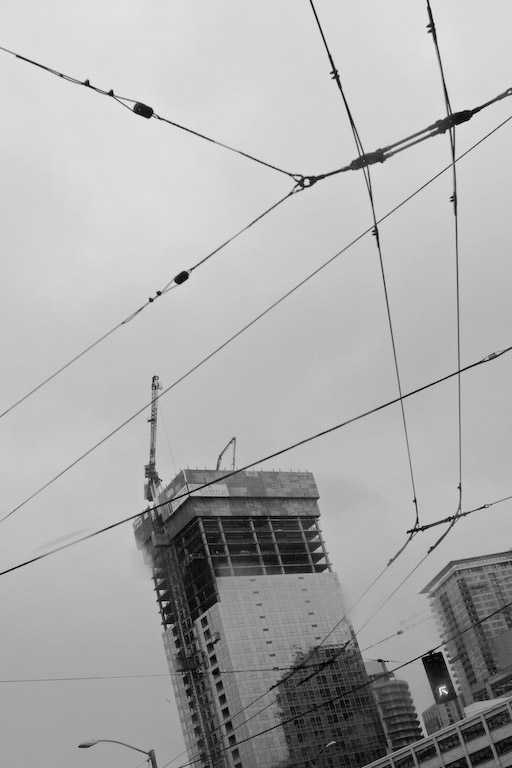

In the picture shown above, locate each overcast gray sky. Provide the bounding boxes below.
[1,1,512,766]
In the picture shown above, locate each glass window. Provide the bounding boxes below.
[495,735,512,756]
[469,746,494,766]
[445,759,468,768]
[394,754,414,768]
[462,723,485,743]
[486,710,511,731]
[415,744,437,763]
[438,733,462,753]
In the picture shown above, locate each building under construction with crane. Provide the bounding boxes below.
[134,380,387,768]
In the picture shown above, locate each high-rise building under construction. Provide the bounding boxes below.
[134,469,387,768]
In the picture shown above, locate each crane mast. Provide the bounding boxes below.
[144,375,162,503]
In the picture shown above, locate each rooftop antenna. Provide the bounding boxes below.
[144,375,162,503]
[216,437,236,471]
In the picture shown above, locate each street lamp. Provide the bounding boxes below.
[78,739,158,768]
[312,740,337,765]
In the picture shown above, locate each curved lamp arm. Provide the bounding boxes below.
[312,740,337,765]
[79,739,157,768]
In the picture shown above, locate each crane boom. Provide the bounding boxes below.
[216,436,236,471]
[144,375,162,502]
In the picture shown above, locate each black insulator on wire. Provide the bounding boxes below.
[133,102,154,118]
[174,270,189,285]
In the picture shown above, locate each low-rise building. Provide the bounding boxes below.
[363,696,512,768]
[422,699,465,736]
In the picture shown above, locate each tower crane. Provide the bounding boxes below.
[144,375,162,503]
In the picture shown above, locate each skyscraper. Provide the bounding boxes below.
[134,469,387,768]
[420,550,512,704]
[365,660,423,750]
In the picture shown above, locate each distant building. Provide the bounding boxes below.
[365,660,423,750]
[363,695,512,768]
[134,469,387,768]
[422,698,465,736]
[420,551,512,703]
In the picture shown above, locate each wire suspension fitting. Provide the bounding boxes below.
[305,88,512,185]
[2,44,510,190]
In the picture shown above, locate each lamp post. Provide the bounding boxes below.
[312,740,337,765]
[78,739,158,768]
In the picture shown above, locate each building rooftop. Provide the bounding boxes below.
[420,550,512,595]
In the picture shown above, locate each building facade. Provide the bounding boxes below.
[422,699,465,736]
[134,469,387,768]
[365,660,423,750]
[420,551,512,703]
[362,696,512,768]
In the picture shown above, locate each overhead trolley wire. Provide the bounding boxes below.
[361,617,433,653]
[307,0,421,556]
[0,344,509,579]
[0,40,509,190]
[0,665,330,685]
[408,493,512,533]
[355,493,512,636]
[0,42,509,424]
[296,86,512,188]
[0,185,298,423]
[1,114,510,526]
[355,550,432,637]
[0,44,294,180]
[424,0,463,552]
